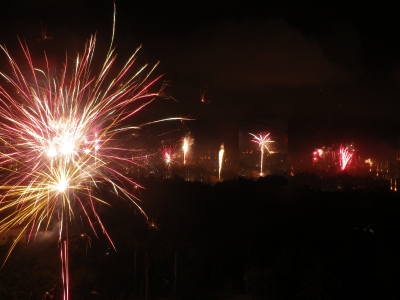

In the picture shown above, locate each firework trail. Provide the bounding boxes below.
[249,132,274,176]
[218,143,224,180]
[0,6,190,299]
[339,144,354,171]
[182,138,189,165]
[182,136,193,165]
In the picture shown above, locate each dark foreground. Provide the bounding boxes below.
[1,175,400,299]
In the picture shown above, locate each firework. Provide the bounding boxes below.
[218,143,224,180]
[339,144,354,171]
[200,86,210,104]
[182,136,193,165]
[0,7,189,299]
[312,148,324,163]
[163,150,173,167]
[391,178,397,192]
[249,132,274,176]
[161,145,176,168]
[38,21,53,42]
[70,232,92,254]
[365,158,374,172]
[160,143,177,178]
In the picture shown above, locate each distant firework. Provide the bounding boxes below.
[312,144,359,172]
[200,86,210,104]
[311,146,334,164]
[182,136,193,165]
[249,132,274,176]
[312,148,325,163]
[339,144,354,171]
[218,143,224,180]
[161,143,177,169]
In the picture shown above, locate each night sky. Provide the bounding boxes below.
[1,1,400,162]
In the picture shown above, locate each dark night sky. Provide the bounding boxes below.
[1,0,400,161]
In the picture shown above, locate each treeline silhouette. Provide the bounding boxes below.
[1,174,400,299]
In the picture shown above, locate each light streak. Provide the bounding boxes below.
[0,5,190,299]
[218,143,224,181]
[249,132,274,176]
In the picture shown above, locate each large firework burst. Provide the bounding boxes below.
[0,6,189,299]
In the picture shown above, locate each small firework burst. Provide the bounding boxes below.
[249,132,275,176]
